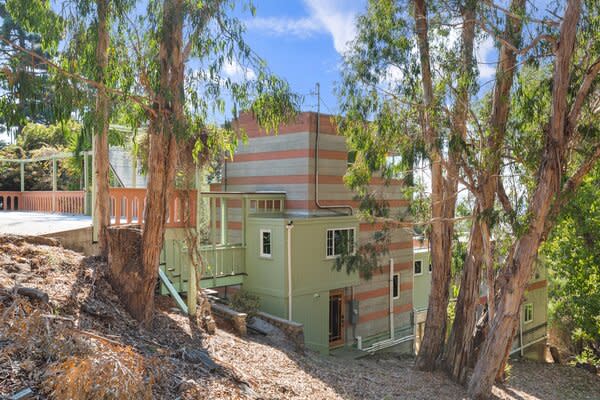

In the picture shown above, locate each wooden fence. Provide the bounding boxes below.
[0,191,85,214]
[108,188,197,228]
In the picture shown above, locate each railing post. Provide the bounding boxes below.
[241,196,247,246]
[92,143,98,242]
[20,162,24,192]
[83,152,89,214]
[211,197,217,287]
[52,157,57,212]
[220,197,228,245]
[187,242,197,315]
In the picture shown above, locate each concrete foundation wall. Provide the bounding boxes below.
[44,227,98,256]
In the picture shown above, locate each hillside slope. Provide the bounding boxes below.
[1,235,598,399]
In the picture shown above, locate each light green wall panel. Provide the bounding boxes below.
[413,250,431,311]
[244,218,286,312]
[290,216,360,296]
[293,291,329,354]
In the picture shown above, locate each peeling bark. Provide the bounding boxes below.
[468,1,583,397]
[94,0,111,257]
[444,0,525,384]
[413,0,452,370]
[139,0,185,327]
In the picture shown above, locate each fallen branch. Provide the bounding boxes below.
[15,287,49,304]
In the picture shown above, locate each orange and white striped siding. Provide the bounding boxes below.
[218,111,415,341]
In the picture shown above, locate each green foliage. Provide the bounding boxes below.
[333,224,388,280]
[335,0,479,277]
[0,1,65,138]
[542,166,600,352]
[0,121,84,190]
[229,289,260,320]
[573,346,600,367]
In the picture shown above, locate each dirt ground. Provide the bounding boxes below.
[1,235,599,399]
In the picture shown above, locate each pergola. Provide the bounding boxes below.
[0,151,93,213]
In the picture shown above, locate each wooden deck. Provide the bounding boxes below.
[0,211,92,235]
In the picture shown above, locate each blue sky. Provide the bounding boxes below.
[234,0,368,115]
[236,0,500,115]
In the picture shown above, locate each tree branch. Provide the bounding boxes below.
[567,57,600,137]
[0,35,155,118]
[481,0,560,27]
[496,176,514,215]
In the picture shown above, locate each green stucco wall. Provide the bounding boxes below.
[413,250,431,311]
[243,215,360,354]
[244,218,287,316]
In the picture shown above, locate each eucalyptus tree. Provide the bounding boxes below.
[340,0,600,398]
[4,0,135,256]
[126,0,299,325]
[444,0,527,384]
[337,0,477,370]
[55,0,135,256]
[469,0,600,396]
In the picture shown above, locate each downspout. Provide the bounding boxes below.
[389,258,395,340]
[313,82,352,215]
[519,312,524,357]
[286,221,294,320]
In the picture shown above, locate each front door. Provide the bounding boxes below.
[329,289,345,347]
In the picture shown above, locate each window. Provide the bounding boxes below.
[260,229,272,258]
[414,260,423,275]
[347,151,356,167]
[524,303,533,324]
[392,273,399,299]
[326,228,355,258]
[428,263,432,273]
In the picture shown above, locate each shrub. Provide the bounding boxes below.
[229,290,260,320]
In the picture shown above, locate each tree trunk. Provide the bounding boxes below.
[107,225,152,321]
[94,0,111,257]
[445,217,483,383]
[413,0,451,370]
[467,1,582,397]
[139,0,185,327]
[444,0,525,383]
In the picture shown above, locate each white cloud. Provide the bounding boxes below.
[303,0,361,55]
[244,16,323,38]
[223,60,256,81]
[476,36,497,81]
[244,0,363,56]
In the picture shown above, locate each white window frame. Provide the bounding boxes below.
[524,303,534,324]
[260,229,272,258]
[326,227,356,259]
[414,260,423,276]
[392,273,400,299]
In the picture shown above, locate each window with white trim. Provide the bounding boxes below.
[326,228,355,258]
[260,229,272,258]
[392,273,399,299]
[414,260,423,275]
[524,303,533,324]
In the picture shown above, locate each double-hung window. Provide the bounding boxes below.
[414,260,423,275]
[260,229,272,258]
[326,228,355,258]
[524,303,533,324]
[392,273,399,299]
